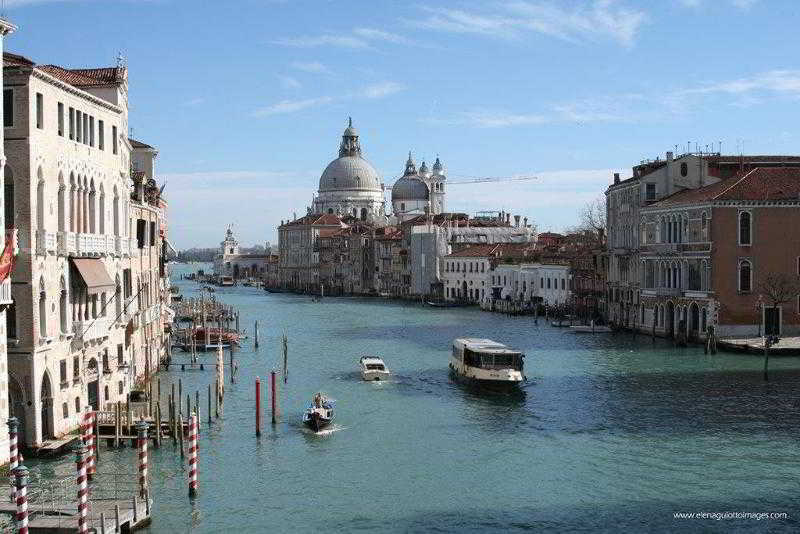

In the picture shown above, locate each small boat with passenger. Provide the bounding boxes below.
[359,356,390,381]
[450,338,526,389]
[302,393,335,432]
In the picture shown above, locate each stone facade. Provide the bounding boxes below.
[1,51,170,449]
[213,227,270,280]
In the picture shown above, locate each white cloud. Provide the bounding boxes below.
[278,74,302,89]
[273,34,368,49]
[290,61,331,74]
[353,27,413,45]
[276,26,416,50]
[410,0,648,46]
[360,81,404,99]
[255,80,405,117]
[679,0,759,8]
[252,96,333,117]
[182,97,205,107]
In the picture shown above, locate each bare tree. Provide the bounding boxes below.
[580,196,607,237]
[757,273,800,381]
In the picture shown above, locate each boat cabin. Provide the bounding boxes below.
[452,338,524,371]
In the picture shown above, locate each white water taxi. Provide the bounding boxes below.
[359,356,390,381]
[450,338,525,388]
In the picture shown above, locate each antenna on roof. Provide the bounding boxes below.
[116,51,127,68]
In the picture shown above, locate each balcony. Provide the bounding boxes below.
[58,231,77,255]
[36,230,57,255]
[115,236,131,257]
[72,317,112,342]
[0,278,11,306]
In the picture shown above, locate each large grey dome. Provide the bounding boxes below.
[319,156,382,192]
[392,175,429,202]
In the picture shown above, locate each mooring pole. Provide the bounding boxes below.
[188,414,198,498]
[7,417,19,504]
[271,370,277,425]
[254,320,259,349]
[83,408,96,481]
[74,444,89,534]
[255,377,261,437]
[208,384,212,424]
[13,465,29,534]
[136,421,149,498]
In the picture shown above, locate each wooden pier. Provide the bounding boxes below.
[0,473,151,533]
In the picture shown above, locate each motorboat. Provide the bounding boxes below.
[219,276,235,287]
[359,356,390,381]
[302,393,335,432]
[450,338,525,389]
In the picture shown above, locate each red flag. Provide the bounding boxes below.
[0,230,15,283]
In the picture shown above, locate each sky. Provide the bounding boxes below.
[4,0,800,248]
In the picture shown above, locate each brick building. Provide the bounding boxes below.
[640,166,800,339]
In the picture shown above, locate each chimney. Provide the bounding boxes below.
[506,213,510,225]
[523,217,528,227]
[666,151,674,161]
[514,215,521,227]
[613,172,620,184]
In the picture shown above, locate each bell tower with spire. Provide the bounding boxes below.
[430,155,446,214]
[221,225,239,258]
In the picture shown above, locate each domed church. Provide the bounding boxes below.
[311,118,385,221]
[391,153,446,222]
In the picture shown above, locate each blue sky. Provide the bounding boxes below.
[5,0,800,247]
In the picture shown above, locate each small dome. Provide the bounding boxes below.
[392,175,429,202]
[419,161,430,178]
[319,156,382,192]
[432,156,444,175]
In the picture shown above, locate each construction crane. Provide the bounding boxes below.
[447,175,538,185]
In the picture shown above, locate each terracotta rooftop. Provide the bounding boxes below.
[445,242,537,258]
[280,213,345,228]
[130,139,155,150]
[39,64,125,87]
[651,167,800,207]
[3,52,126,87]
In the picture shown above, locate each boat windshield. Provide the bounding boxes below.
[366,364,385,370]
[464,348,523,371]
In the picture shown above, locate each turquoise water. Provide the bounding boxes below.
[23,263,800,532]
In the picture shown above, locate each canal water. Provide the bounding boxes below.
[20,263,800,532]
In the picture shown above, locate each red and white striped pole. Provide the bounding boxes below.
[188,413,197,498]
[7,417,19,503]
[74,445,88,534]
[135,421,149,499]
[82,409,96,480]
[13,465,28,534]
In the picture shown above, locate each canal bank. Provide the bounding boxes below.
[9,263,800,533]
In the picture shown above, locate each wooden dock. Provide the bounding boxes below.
[0,473,151,533]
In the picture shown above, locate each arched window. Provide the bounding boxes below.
[36,168,45,230]
[400,203,405,212]
[59,276,68,334]
[701,212,708,241]
[352,208,357,217]
[88,180,96,233]
[75,397,80,414]
[115,275,122,319]
[69,173,76,232]
[738,211,751,245]
[4,165,14,230]
[739,260,752,292]
[38,277,47,339]
[98,186,105,234]
[327,208,333,214]
[360,208,367,221]
[680,162,688,177]
[113,186,120,236]
[57,174,66,232]
[7,298,16,339]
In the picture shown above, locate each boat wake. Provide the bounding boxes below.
[302,423,345,436]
